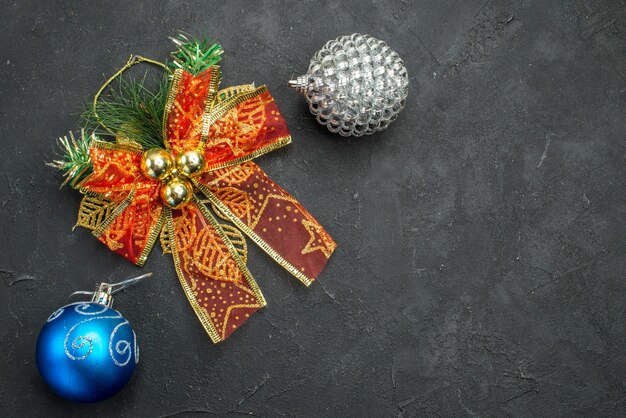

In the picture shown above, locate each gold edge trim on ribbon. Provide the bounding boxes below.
[136,209,166,267]
[216,84,255,102]
[92,188,136,238]
[199,66,222,147]
[77,182,139,200]
[77,188,108,200]
[165,207,223,344]
[204,136,292,172]
[208,85,268,126]
[162,69,183,148]
[91,139,144,155]
[192,195,267,306]
[207,65,221,107]
[193,180,314,287]
[198,85,269,153]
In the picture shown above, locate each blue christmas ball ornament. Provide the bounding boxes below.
[36,301,138,402]
[36,294,140,402]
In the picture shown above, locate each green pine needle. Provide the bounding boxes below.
[50,34,221,189]
[170,34,223,75]
[83,74,170,150]
[47,129,94,188]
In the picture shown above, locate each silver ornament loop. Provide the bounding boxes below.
[291,33,408,137]
[68,272,153,308]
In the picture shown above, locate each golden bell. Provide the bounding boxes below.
[141,148,173,180]
[160,177,193,209]
[176,150,206,178]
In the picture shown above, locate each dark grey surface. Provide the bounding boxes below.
[1,0,625,417]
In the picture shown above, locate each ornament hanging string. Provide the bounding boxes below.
[68,272,153,301]
[93,55,170,137]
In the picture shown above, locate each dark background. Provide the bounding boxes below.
[1,0,625,416]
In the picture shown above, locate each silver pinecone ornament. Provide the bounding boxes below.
[289,34,408,137]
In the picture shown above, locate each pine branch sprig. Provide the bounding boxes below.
[83,74,170,150]
[49,34,222,188]
[170,34,223,75]
[47,129,94,188]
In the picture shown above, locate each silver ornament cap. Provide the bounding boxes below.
[289,33,409,137]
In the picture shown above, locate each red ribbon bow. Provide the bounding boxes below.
[75,65,336,342]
